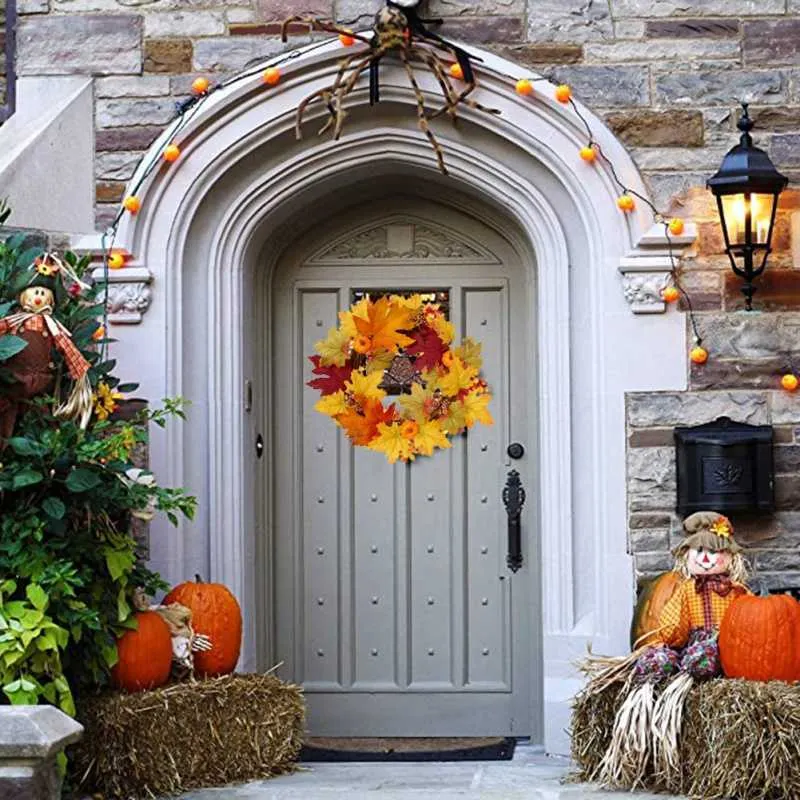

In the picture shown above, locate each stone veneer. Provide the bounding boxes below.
[5,0,800,591]
[0,0,8,113]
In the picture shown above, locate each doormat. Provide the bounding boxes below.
[300,737,516,762]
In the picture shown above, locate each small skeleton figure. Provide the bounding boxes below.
[282,1,499,174]
[132,589,213,678]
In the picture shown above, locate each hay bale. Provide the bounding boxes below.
[572,678,800,800]
[69,673,305,799]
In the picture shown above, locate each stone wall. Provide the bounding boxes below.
[8,0,800,588]
[0,0,8,114]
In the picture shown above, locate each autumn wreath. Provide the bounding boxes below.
[308,293,493,463]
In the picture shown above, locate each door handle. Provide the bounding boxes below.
[255,434,264,459]
[502,470,525,573]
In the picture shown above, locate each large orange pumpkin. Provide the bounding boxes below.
[719,594,800,682]
[164,576,242,677]
[630,571,683,648]
[111,611,173,692]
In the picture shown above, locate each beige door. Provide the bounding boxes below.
[270,205,536,735]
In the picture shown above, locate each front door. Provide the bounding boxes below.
[271,205,535,735]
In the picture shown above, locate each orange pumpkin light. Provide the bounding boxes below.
[111,611,173,693]
[690,346,708,365]
[92,325,106,342]
[554,84,572,103]
[781,373,799,392]
[164,576,243,678]
[668,218,685,236]
[123,196,141,214]
[662,286,680,303]
[108,252,126,270]
[163,143,181,163]
[617,194,635,213]
[339,31,355,46]
[579,145,597,163]
[191,76,211,95]
[515,78,534,96]
[262,67,281,86]
[720,594,800,682]
[449,63,464,80]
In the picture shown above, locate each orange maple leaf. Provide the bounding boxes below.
[338,399,396,446]
[354,296,415,353]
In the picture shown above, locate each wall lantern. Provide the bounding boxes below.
[706,103,788,310]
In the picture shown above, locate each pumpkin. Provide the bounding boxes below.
[164,575,242,677]
[112,611,173,693]
[719,594,800,682]
[629,571,683,649]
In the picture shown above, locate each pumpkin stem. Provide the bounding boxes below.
[195,574,203,583]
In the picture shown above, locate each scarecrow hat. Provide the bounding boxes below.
[674,510,742,555]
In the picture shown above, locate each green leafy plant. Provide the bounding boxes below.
[0,221,196,714]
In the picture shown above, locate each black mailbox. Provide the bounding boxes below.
[674,416,774,516]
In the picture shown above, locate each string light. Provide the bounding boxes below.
[162,143,181,162]
[449,63,464,80]
[339,31,355,46]
[781,374,799,392]
[192,77,211,95]
[262,67,281,86]
[515,78,533,95]
[123,196,140,214]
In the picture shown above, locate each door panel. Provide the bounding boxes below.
[273,213,533,735]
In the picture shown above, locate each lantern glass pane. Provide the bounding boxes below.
[721,193,776,246]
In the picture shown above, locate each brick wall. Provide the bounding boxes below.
[10,0,800,588]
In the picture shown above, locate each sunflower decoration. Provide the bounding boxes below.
[93,381,123,421]
[308,293,493,463]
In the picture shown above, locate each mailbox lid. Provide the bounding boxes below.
[674,416,773,446]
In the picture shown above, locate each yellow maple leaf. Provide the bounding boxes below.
[364,350,395,375]
[397,382,431,423]
[369,422,415,463]
[354,296,415,353]
[314,390,348,418]
[462,391,494,428]
[315,326,351,366]
[346,370,386,402]
[412,419,451,457]
[441,401,468,435]
[454,337,483,371]
[431,316,455,345]
[439,356,478,398]
[339,297,371,339]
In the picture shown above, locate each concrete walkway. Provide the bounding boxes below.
[177,743,676,799]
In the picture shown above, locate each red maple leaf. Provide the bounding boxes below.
[307,355,354,396]
[405,324,448,371]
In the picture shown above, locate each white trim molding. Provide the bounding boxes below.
[103,39,692,754]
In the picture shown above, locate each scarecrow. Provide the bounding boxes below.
[0,254,93,440]
[584,511,751,788]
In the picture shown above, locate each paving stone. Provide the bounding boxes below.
[499,44,583,66]
[772,391,800,425]
[627,447,676,493]
[585,39,740,63]
[630,528,671,553]
[256,0,330,20]
[540,65,649,106]
[95,75,171,99]
[746,107,800,133]
[772,134,800,169]
[96,97,177,128]
[17,14,142,76]
[525,0,613,43]
[192,35,298,72]
[145,38,193,74]
[95,125,164,152]
[437,16,525,44]
[95,151,143,181]
[692,312,800,359]
[646,18,740,38]
[144,10,226,39]
[428,0,526,14]
[655,70,787,106]
[613,0,784,16]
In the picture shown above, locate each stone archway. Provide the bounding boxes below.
[108,39,693,753]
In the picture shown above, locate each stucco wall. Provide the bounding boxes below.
[8,0,800,587]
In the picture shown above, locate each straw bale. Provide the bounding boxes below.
[572,678,800,800]
[69,673,305,799]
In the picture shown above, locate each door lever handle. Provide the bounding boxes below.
[502,470,525,573]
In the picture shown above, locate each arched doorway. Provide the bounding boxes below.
[109,40,689,752]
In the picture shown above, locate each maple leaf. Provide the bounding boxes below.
[431,316,455,345]
[338,297,371,339]
[405,324,448,371]
[412,419,451,457]
[338,399,396,446]
[398,382,435,423]
[462,391,494,428]
[354,296,415,353]
[315,326,351,366]
[315,390,348,418]
[346,370,386,403]
[364,350,395,375]
[439,356,478,398]
[440,401,468,435]
[369,422,415,464]
[307,355,354,396]
[454,337,483,371]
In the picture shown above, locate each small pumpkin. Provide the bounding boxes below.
[630,571,683,648]
[164,575,242,677]
[719,594,800,682]
[112,611,173,693]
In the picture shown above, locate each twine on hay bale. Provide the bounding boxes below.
[572,677,800,800]
[69,673,305,799]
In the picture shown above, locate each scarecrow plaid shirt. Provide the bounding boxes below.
[0,314,90,380]
[654,576,749,648]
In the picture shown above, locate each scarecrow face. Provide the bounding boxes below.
[19,286,54,313]
[687,546,732,576]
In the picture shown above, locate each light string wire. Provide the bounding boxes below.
[98,25,703,358]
